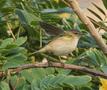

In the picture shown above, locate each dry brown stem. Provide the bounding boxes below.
[0,62,107,79]
[63,0,107,54]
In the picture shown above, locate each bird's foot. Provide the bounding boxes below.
[48,61,53,67]
[60,62,65,67]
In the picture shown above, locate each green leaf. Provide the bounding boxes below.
[16,78,27,90]
[9,75,30,90]
[63,75,91,86]
[9,75,18,87]
[1,7,14,14]
[0,0,6,8]
[0,81,10,90]
[21,68,55,83]
[16,9,41,25]
[31,75,91,90]
[1,47,27,56]
[80,86,92,90]
[86,49,107,67]
[3,53,27,70]
[0,38,13,49]
[22,85,31,90]
[0,37,27,49]
[14,37,27,46]
[31,86,40,90]
[101,65,107,74]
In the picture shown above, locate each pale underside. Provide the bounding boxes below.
[42,36,80,56]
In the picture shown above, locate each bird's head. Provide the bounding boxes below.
[64,30,82,38]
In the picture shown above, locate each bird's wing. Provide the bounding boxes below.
[39,21,64,36]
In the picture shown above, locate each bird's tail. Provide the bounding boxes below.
[29,47,47,56]
[29,51,39,56]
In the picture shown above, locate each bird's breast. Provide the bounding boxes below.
[48,37,79,56]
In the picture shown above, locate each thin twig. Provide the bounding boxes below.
[7,22,16,41]
[0,62,107,79]
[63,0,107,54]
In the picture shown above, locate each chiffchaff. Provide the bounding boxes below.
[36,30,81,56]
[31,22,82,58]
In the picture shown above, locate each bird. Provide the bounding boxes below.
[31,22,82,57]
[37,30,81,56]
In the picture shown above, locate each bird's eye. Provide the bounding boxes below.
[74,32,79,34]
[72,30,79,34]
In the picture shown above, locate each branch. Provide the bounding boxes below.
[0,62,107,79]
[63,0,107,54]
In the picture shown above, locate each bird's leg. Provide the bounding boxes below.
[58,56,65,67]
[70,53,74,57]
[48,60,54,67]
